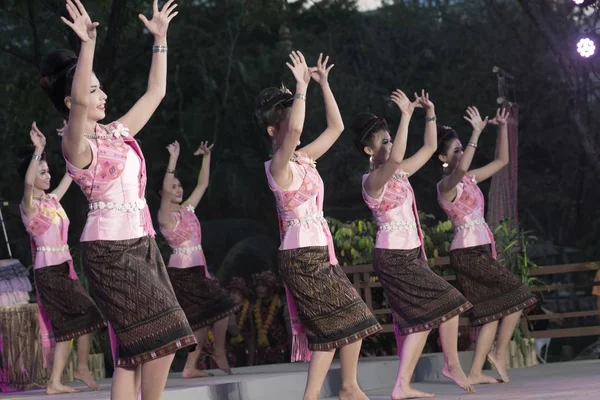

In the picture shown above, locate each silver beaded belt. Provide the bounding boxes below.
[378,220,417,232]
[286,211,325,228]
[36,245,69,252]
[455,218,486,232]
[173,244,203,255]
[88,198,146,212]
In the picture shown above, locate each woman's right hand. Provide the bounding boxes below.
[61,0,99,43]
[286,51,311,86]
[390,89,416,116]
[166,140,180,158]
[30,122,46,150]
[463,106,488,134]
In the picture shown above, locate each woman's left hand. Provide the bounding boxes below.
[309,53,335,85]
[139,0,179,38]
[488,107,510,126]
[194,141,214,156]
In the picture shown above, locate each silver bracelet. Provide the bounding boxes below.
[467,142,478,149]
[426,115,437,123]
[166,169,176,174]
[294,93,306,101]
[152,45,168,53]
[32,154,42,161]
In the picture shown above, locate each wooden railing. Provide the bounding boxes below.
[342,259,600,338]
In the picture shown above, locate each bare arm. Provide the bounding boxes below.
[298,54,343,161]
[157,141,180,231]
[270,51,311,188]
[60,0,99,168]
[183,142,213,209]
[21,123,46,219]
[438,106,487,200]
[468,108,510,183]
[364,90,415,198]
[118,1,178,137]
[50,172,73,202]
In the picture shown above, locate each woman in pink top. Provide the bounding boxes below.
[255,51,381,400]
[158,140,239,378]
[353,90,474,399]
[436,107,536,384]
[39,2,195,399]
[19,123,105,395]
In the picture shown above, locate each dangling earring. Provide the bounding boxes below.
[442,162,449,169]
[369,156,375,171]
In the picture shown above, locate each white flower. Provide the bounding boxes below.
[185,204,195,212]
[111,123,130,138]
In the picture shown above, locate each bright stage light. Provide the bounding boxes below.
[577,37,596,58]
[571,0,598,7]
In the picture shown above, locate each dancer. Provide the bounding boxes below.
[436,106,537,383]
[255,51,381,400]
[19,122,106,395]
[158,140,239,377]
[353,90,474,399]
[251,271,291,365]
[40,1,196,398]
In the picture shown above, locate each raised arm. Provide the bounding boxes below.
[21,123,46,218]
[270,51,311,188]
[438,106,488,197]
[51,173,73,202]
[183,141,214,209]
[119,0,178,137]
[364,90,415,198]
[467,108,510,183]
[298,54,344,161]
[157,141,180,231]
[60,0,99,168]
[397,90,438,177]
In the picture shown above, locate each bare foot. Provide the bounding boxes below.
[74,369,100,390]
[46,382,78,395]
[487,352,510,383]
[468,372,500,385]
[391,385,435,399]
[182,367,214,378]
[339,385,370,400]
[442,364,475,394]
[212,350,233,375]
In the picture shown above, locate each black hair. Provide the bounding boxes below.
[253,87,294,138]
[17,145,47,180]
[436,125,459,157]
[351,112,388,158]
[39,49,78,117]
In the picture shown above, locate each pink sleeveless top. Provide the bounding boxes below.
[160,205,209,275]
[437,174,496,257]
[66,122,155,241]
[20,194,71,269]
[362,169,422,251]
[264,152,338,265]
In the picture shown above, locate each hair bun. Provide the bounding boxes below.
[40,49,77,78]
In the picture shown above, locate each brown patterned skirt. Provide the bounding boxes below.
[167,266,240,330]
[81,236,196,367]
[373,247,472,335]
[450,244,538,326]
[34,263,106,342]
[278,246,382,351]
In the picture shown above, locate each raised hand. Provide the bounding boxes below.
[193,141,214,156]
[139,0,179,38]
[390,89,415,116]
[56,120,67,137]
[166,140,180,158]
[463,106,489,134]
[286,51,311,86]
[309,53,335,85]
[414,89,434,110]
[489,107,510,126]
[61,0,99,43]
[30,122,47,149]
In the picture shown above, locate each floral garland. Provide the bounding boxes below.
[230,300,250,345]
[254,295,281,348]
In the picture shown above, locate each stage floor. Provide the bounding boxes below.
[1,358,599,400]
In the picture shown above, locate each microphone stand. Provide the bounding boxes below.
[0,201,12,258]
